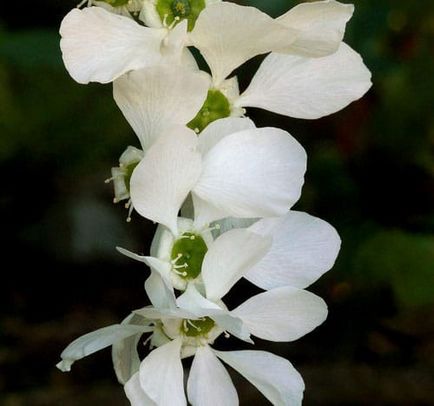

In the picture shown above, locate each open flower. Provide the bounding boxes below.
[118,219,271,300]
[59,0,356,86]
[104,64,209,213]
[129,117,307,233]
[57,283,327,406]
[186,1,371,130]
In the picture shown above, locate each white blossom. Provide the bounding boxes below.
[57,283,327,405]
[118,218,271,297]
[128,117,307,233]
[59,1,357,85]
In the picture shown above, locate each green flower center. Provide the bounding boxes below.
[188,89,231,134]
[171,232,207,280]
[156,0,205,31]
[181,317,215,337]
[171,0,191,17]
[123,160,140,193]
[102,0,130,6]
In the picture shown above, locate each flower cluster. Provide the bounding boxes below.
[56,0,371,404]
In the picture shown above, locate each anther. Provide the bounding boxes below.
[173,268,188,277]
[126,201,134,222]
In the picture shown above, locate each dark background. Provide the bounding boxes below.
[1,0,433,404]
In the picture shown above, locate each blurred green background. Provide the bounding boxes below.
[1,0,433,404]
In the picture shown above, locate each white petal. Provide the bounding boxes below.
[237,43,372,119]
[149,224,171,258]
[193,128,307,225]
[202,229,271,301]
[187,346,238,406]
[211,313,252,344]
[145,270,177,310]
[125,372,157,406]
[113,313,150,385]
[277,0,354,57]
[197,117,256,156]
[213,218,259,237]
[162,20,189,62]
[232,286,328,342]
[215,350,305,406]
[191,194,229,230]
[59,7,165,84]
[190,2,291,85]
[56,324,152,372]
[116,247,176,302]
[116,247,173,281]
[113,66,210,150]
[176,284,223,316]
[246,211,341,290]
[130,128,202,235]
[135,306,195,321]
[139,338,186,406]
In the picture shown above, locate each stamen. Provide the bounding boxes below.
[186,319,201,332]
[199,223,221,234]
[168,16,181,30]
[142,334,153,348]
[162,13,169,27]
[171,253,183,265]
[178,234,192,240]
[172,267,188,277]
[104,177,114,184]
[126,201,134,222]
[173,262,188,270]
[77,0,89,8]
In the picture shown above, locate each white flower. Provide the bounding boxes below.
[120,209,342,297]
[187,1,371,128]
[105,146,144,221]
[118,218,271,297]
[104,64,209,217]
[59,0,356,86]
[188,0,355,86]
[128,117,307,233]
[57,283,327,405]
